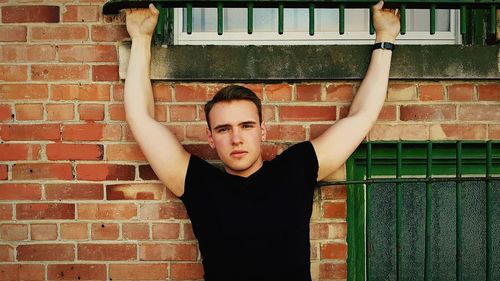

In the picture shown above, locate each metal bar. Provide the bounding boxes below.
[156,6,166,37]
[217,2,223,35]
[186,2,193,34]
[318,176,500,187]
[248,2,254,34]
[309,3,315,36]
[430,4,436,35]
[424,142,433,281]
[489,5,496,35]
[369,5,374,35]
[396,143,403,281]
[486,141,492,281]
[278,2,284,34]
[460,5,467,35]
[456,141,463,281]
[366,142,373,281]
[400,3,407,35]
[339,3,345,35]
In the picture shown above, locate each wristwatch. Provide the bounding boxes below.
[373,42,395,51]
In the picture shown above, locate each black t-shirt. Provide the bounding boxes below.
[180,141,319,281]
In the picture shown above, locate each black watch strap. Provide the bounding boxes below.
[373,42,395,51]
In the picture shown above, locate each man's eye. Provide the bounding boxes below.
[217,128,228,133]
[243,124,254,128]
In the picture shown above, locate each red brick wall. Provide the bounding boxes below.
[0,2,499,281]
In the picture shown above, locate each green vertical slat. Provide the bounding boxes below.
[430,4,436,35]
[460,5,467,35]
[424,142,433,281]
[217,2,223,35]
[247,2,254,34]
[396,143,403,281]
[369,6,374,35]
[186,3,193,35]
[400,4,407,35]
[366,143,373,281]
[309,3,314,36]
[486,141,492,281]
[278,2,284,35]
[489,5,496,35]
[456,141,463,281]
[339,3,345,35]
[156,6,166,37]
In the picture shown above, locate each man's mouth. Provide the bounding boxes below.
[230,150,248,158]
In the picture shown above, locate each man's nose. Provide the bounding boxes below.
[231,128,243,144]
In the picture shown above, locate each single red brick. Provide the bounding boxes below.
[309,124,330,140]
[419,84,445,101]
[15,104,43,120]
[243,84,264,100]
[109,264,168,280]
[139,165,159,180]
[92,223,119,240]
[186,124,208,141]
[459,105,500,121]
[447,83,475,101]
[266,125,306,141]
[0,184,41,200]
[369,124,429,141]
[59,45,116,62]
[0,144,40,161]
[140,203,188,220]
[109,103,125,120]
[0,105,12,121]
[0,84,48,100]
[171,263,204,280]
[0,245,14,261]
[310,223,329,240]
[2,6,59,23]
[326,84,354,102]
[62,123,120,141]
[265,84,292,102]
[322,202,346,219]
[62,5,100,22]
[321,185,347,200]
[16,203,75,220]
[154,104,168,122]
[400,105,456,121]
[46,143,103,160]
[0,204,13,220]
[139,243,197,261]
[78,244,136,261]
[92,65,119,81]
[45,184,104,200]
[387,83,417,101]
[183,223,196,240]
[17,244,74,261]
[60,223,88,240]
[150,83,173,101]
[122,223,150,240]
[106,183,166,200]
[0,65,27,81]
[113,83,125,100]
[0,264,45,280]
[30,224,57,240]
[78,104,104,120]
[0,224,28,240]
[170,105,197,121]
[47,264,106,280]
[319,263,347,279]
[430,124,487,140]
[32,65,89,81]
[31,25,88,41]
[0,26,27,42]
[76,164,135,181]
[1,124,60,141]
[106,144,145,161]
[175,84,211,102]
[0,165,7,180]
[296,84,322,101]
[52,84,110,101]
[477,84,500,101]
[152,223,180,240]
[78,203,137,220]
[280,106,336,121]
[91,25,129,42]
[46,103,74,120]
[320,242,347,260]
[489,124,500,139]
[183,144,219,160]
[12,163,73,180]
[0,44,57,62]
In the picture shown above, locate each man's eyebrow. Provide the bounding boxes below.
[240,121,257,125]
[213,121,257,130]
[213,124,231,131]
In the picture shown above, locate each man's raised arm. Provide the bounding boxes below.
[124,5,190,197]
[311,0,400,181]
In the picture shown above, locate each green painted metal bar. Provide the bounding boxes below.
[430,4,436,34]
[456,141,463,281]
[369,5,374,35]
[396,143,403,281]
[424,142,433,281]
[339,3,345,34]
[486,141,492,281]
[460,5,467,35]
[366,142,372,281]
[186,3,193,34]
[155,7,167,37]
[278,2,284,34]
[400,3,407,35]
[309,3,315,36]
[318,176,500,186]
[248,2,254,34]
[217,2,223,35]
[489,5,496,35]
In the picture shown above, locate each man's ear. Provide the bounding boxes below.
[207,127,215,149]
[260,122,267,142]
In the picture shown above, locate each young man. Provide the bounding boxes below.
[125,2,400,280]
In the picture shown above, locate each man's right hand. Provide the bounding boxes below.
[126,4,160,41]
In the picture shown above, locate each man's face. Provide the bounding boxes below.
[207,100,266,177]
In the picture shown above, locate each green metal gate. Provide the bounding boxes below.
[342,141,500,281]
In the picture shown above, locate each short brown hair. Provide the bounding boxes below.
[204,85,262,130]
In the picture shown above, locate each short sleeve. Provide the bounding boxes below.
[179,154,219,204]
[271,141,319,188]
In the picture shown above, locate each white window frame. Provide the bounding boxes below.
[173,8,461,45]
